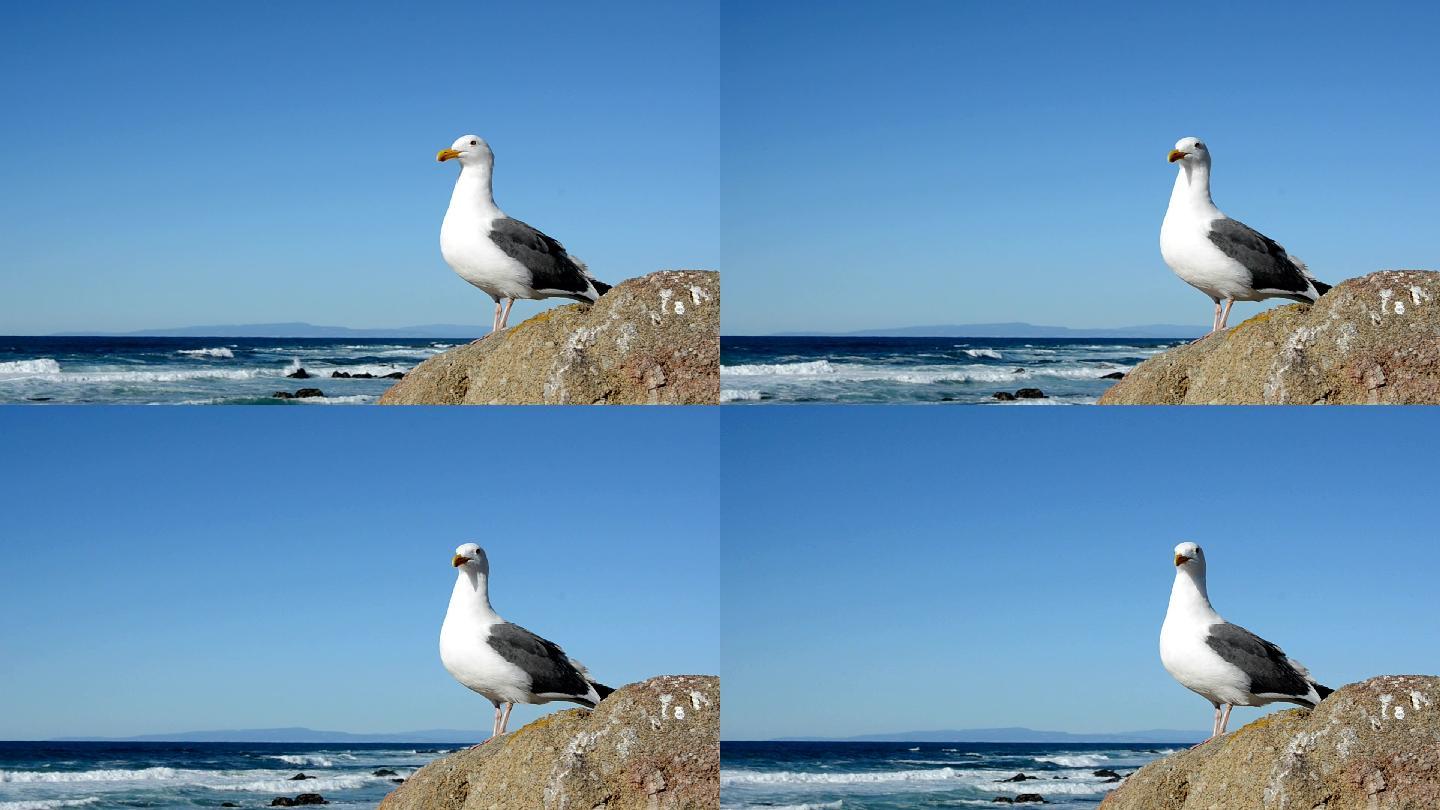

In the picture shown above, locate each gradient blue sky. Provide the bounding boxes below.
[722,0,1440,334]
[721,407,1440,740]
[0,1,718,335]
[0,407,719,740]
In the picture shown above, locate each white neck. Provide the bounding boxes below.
[1167,565,1222,626]
[449,568,502,624]
[1168,161,1221,220]
[449,161,501,218]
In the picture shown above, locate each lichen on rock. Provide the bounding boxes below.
[378,270,719,405]
[1099,270,1440,404]
[1100,675,1440,809]
[378,675,719,810]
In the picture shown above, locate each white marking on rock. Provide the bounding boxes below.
[1395,706,1406,720]
[674,706,685,720]
[674,300,685,315]
[1411,690,1431,711]
[689,690,708,711]
[1380,694,1393,719]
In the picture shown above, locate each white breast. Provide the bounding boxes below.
[1160,617,1250,706]
[1160,212,1256,302]
[439,208,534,302]
[439,613,532,705]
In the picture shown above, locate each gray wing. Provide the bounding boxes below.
[1205,623,1313,701]
[487,622,594,702]
[1207,219,1314,300]
[488,218,594,300]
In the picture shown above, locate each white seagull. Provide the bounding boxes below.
[439,543,614,741]
[1160,542,1332,741]
[437,135,611,334]
[1160,137,1331,334]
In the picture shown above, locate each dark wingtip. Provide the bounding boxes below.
[592,681,616,701]
[1313,279,1332,297]
[1314,682,1334,701]
[592,279,613,297]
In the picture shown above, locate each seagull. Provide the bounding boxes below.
[437,135,612,334]
[1160,137,1331,335]
[1160,542,1332,741]
[439,543,614,741]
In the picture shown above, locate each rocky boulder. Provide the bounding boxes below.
[378,270,718,405]
[1100,271,1440,404]
[379,674,718,810]
[1099,675,1440,809]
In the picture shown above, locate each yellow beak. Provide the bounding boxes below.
[1167,149,1188,163]
[437,149,461,162]
[1175,554,1188,566]
[453,554,469,567]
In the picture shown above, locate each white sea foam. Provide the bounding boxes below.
[721,767,968,785]
[213,773,382,793]
[176,347,234,358]
[0,767,180,783]
[723,360,836,376]
[269,754,335,767]
[53,368,277,383]
[0,359,61,375]
[720,389,763,402]
[964,349,1002,359]
[0,799,102,810]
[1035,754,1109,767]
[292,394,376,405]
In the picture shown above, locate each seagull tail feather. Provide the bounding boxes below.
[591,279,612,298]
[591,681,615,702]
[1311,279,1332,297]
[1312,682,1334,702]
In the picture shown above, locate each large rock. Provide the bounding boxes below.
[378,270,718,405]
[1100,675,1440,809]
[378,675,718,810]
[1099,271,1440,404]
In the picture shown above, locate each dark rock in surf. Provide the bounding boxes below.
[1002,773,1035,782]
[373,769,398,777]
[1101,372,1126,380]
[992,391,1017,401]
[286,368,311,379]
[289,772,313,779]
[1094,769,1121,778]
[1015,388,1047,398]
[1015,795,1047,804]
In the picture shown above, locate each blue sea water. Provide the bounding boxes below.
[0,742,459,809]
[0,337,464,405]
[722,741,1179,809]
[720,337,1184,404]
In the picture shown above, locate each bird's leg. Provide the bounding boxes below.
[499,298,515,330]
[1211,300,1222,334]
[491,300,503,335]
[1219,299,1235,331]
[1218,704,1233,735]
[499,702,514,735]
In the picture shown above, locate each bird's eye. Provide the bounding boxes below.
[470,140,477,146]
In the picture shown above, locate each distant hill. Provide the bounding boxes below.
[51,726,484,743]
[765,322,1205,338]
[50,322,487,338]
[767,726,1205,744]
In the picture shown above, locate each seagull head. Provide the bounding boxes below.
[1173,541,1205,570]
[437,134,494,168]
[452,542,490,575]
[1167,137,1209,166]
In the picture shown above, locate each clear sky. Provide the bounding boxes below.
[721,0,1440,335]
[0,407,719,740]
[0,1,718,335]
[721,407,1440,740]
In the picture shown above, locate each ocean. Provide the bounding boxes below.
[720,337,1185,404]
[721,741,1177,809]
[0,337,465,405]
[0,742,458,809]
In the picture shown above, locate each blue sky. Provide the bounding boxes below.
[0,407,719,740]
[722,0,1440,334]
[0,1,718,335]
[721,407,1440,740]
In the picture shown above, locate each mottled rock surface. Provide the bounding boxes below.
[1099,271,1440,404]
[1100,675,1440,809]
[378,270,718,405]
[378,675,718,810]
